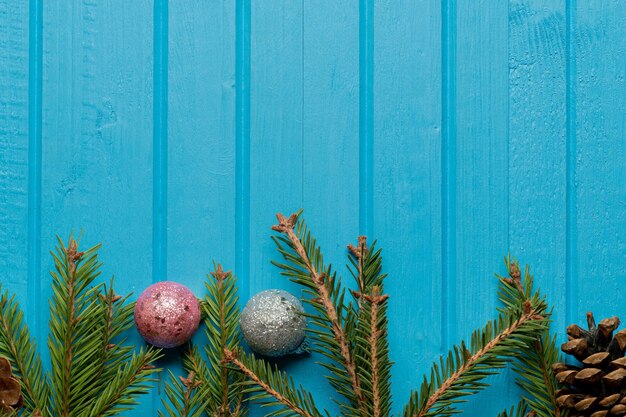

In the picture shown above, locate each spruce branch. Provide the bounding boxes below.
[48,237,108,417]
[165,264,247,417]
[224,349,322,417]
[513,335,561,417]
[272,213,363,415]
[0,236,159,417]
[498,256,562,417]
[85,348,161,417]
[181,346,210,394]
[0,287,49,414]
[57,239,85,417]
[347,236,368,295]
[200,264,247,417]
[348,237,392,417]
[46,236,161,417]
[364,288,389,417]
[210,214,557,417]
[405,306,547,417]
[159,371,207,417]
[72,279,136,416]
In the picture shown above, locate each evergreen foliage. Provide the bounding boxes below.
[497,401,530,417]
[160,265,247,417]
[497,257,563,417]
[0,237,161,417]
[162,211,557,417]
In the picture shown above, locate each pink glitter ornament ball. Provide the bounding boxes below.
[134,281,201,348]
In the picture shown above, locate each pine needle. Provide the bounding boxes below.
[225,349,323,417]
[271,212,364,416]
[162,264,248,417]
[498,256,563,417]
[158,371,208,417]
[0,236,161,417]
[0,286,49,414]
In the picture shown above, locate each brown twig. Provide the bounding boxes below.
[363,287,389,417]
[415,309,541,417]
[505,260,559,416]
[272,213,364,410]
[223,349,315,417]
[94,284,121,381]
[61,239,83,417]
[211,264,232,414]
[179,372,201,417]
[509,262,561,417]
[348,236,368,294]
[503,262,525,295]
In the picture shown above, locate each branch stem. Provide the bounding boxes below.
[60,240,82,417]
[365,288,388,417]
[217,270,230,413]
[274,214,364,411]
[226,351,314,417]
[415,310,539,417]
[90,355,155,417]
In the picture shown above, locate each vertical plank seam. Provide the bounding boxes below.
[301,0,305,206]
[505,0,510,264]
[28,0,43,338]
[441,0,457,350]
[565,0,578,325]
[152,0,168,412]
[235,0,251,301]
[359,0,374,237]
[153,0,168,284]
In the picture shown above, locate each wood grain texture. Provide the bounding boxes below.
[573,0,626,320]
[0,0,29,310]
[248,0,303,295]
[373,0,442,410]
[508,0,567,335]
[41,0,155,413]
[0,1,623,416]
[168,1,236,294]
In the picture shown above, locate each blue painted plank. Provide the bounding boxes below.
[373,0,442,412]
[41,0,155,414]
[573,0,626,320]
[454,0,511,413]
[0,1,29,312]
[235,0,251,303]
[153,0,167,285]
[508,0,568,337]
[303,2,359,292]
[248,2,303,298]
[167,1,236,295]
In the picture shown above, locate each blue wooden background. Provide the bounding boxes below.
[1,0,625,415]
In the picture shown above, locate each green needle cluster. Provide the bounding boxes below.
[163,212,563,417]
[0,237,161,417]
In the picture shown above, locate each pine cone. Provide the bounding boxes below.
[553,312,626,417]
[0,356,23,413]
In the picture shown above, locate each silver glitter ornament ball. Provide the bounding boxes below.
[240,289,307,357]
